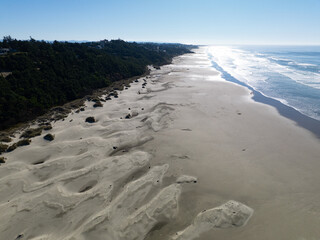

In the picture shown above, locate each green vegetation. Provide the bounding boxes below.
[16,139,31,146]
[20,127,43,138]
[0,144,8,154]
[0,36,193,129]
[0,157,6,163]
[6,143,17,152]
[0,135,11,142]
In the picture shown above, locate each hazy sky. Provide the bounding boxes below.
[1,0,320,45]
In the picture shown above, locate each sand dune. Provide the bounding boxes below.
[171,200,253,240]
[0,71,184,239]
[1,47,320,239]
[1,57,240,240]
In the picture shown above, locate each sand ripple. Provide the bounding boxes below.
[0,56,253,240]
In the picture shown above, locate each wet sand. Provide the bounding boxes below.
[0,47,320,239]
[211,58,320,139]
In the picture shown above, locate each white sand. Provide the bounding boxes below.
[172,201,253,240]
[0,47,320,240]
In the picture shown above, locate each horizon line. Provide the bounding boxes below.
[1,36,320,46]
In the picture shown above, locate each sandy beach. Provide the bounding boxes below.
[1,47,320,240]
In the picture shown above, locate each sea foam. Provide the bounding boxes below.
[208,46,320,121]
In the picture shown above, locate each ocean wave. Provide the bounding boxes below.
[208,46,320,89]
[208,46,320,121]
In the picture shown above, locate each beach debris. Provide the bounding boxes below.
[171,154,190,160]
[43,133,55,141]
[125,113,131,119]
[176,175,197,184]
[171,200,253,240]
[181,128,192,131]
[15,234,24,239]
[33,160,45,165]
[85,116,96,123]
[141,117,148,122]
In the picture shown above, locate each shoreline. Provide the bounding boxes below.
[142,49,320,239]
[209,55,320,139]
[0,48,320,240]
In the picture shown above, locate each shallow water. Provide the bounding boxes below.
[208,45,320,121]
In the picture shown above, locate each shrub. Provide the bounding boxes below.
[20,127,43,138]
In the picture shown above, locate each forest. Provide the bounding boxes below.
[0,36,193,130]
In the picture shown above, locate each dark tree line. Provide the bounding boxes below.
[0,37,194,129]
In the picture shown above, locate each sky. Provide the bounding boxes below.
[1,0,320,45]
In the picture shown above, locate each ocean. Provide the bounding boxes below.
[208,45,320,124]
